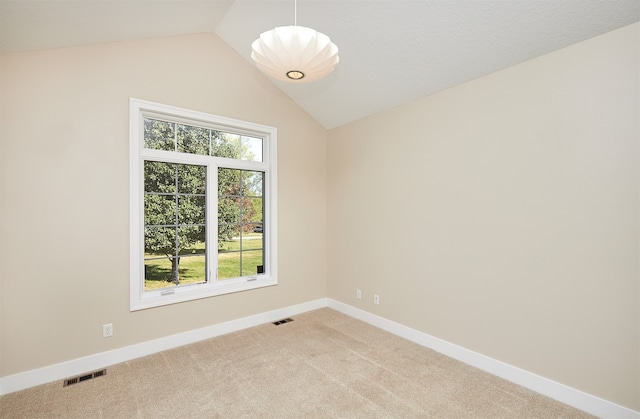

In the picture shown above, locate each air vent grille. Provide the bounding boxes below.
[273,318,294,326]
[63,369,107,387]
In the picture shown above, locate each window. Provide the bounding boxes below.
[130,98,277,310]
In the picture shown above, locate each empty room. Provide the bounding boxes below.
[0,0,638,417]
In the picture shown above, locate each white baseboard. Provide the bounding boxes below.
[1,297,637,418]
[0,298,327,396]
[327,299,639,419]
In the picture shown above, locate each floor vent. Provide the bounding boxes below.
[63,369,107,387]
[272,318,294,326]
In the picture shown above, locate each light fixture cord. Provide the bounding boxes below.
[294,0,297,26]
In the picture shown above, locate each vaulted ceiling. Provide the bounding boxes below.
[2,0,638,128]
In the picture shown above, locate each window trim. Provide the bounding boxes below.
[129,98,278,311]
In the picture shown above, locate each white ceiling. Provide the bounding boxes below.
[1,0,638,129]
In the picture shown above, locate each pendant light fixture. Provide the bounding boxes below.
[251,0,339,83]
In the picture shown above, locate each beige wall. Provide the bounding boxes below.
[0,52,4,384]
[0,33,327,377]
[327,23,639,410]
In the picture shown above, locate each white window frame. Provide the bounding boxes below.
[129,98,278,311]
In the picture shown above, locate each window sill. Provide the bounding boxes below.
[130,276,278,311]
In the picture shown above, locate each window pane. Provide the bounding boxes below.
[217,167,266,280]
[218,197,241,226]
[145,256,175,289]
[144,118,175,151]
[178,164,206,194]
[242,250,264,276]
[178,196,205,225]
[218,251,241,280]
[175,226,206,287]
[145,194,176,226]
[177,226,206,253]
[242,171,263,196]
[145,226,177,256]
[213,132,241,159]
[218,224,240,252]
[242,197,263,224]
[209,130,224,157]
[240,232,263,251]
[144,254,206,291]
[241,136,263,162]
[218,224,240,280]
[177,124,209,155]
[218,168,240,196]
[145,161,176,194]
[144,161,207,291]
[174,254,206,285]
[143,117,263,163]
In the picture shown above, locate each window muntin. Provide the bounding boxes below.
[130,99,277,311]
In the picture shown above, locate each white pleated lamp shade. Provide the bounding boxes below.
[251,25,339,83]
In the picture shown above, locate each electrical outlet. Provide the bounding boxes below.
[374,294,380,305]
[356,289,362,300]
[102,323,113,338]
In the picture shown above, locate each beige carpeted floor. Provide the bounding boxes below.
[0,308,593,418]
